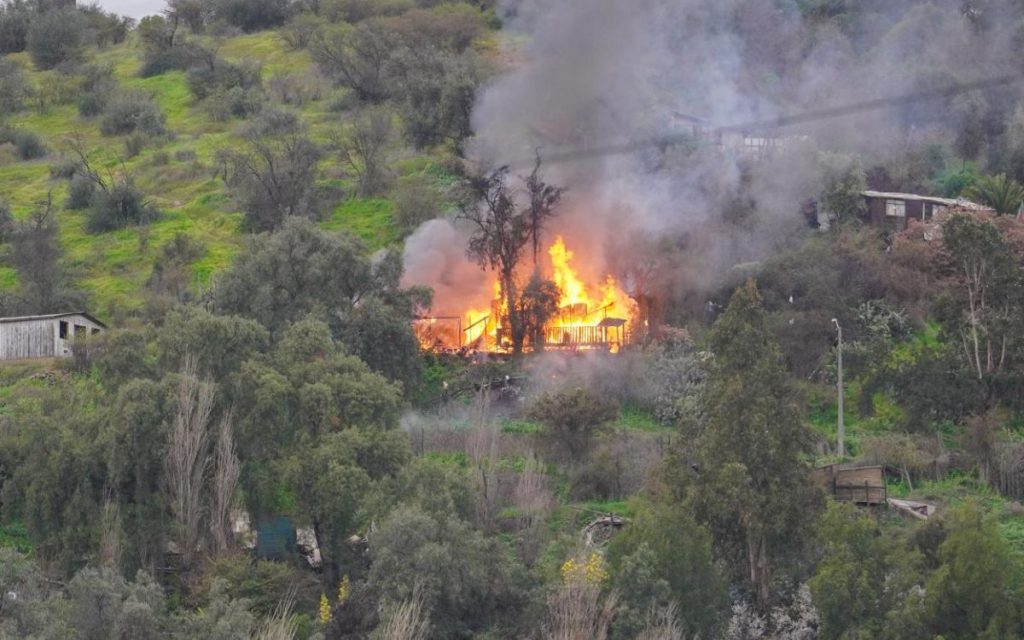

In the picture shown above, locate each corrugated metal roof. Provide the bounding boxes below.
[0,312,107,328]
[862,190,992,211]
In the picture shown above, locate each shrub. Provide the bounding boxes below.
[392,173,444,235]
[322,0,412,23]
[139,43,206,78]
[78,5,132,48]
[0,201,13,243]
[0,58,32,116]
[243,108,301,137]
[390,5,485,52]
[0,126,46,160]
[388,47,480,149]
[87,181,161,233]
[33,73,81,113]
[268,72,322,106]
[100,91,166,136]
[227,118,322,231]
[65,173,96,210]
[147,232,206,301]
[280,12,322,49]
[0,3,30,54]
[202,87,263,121]
[310,19,399,102]
[528,387,619,463]
[49,157,80,180]
[123,134,148,158]
[211,0,292,32]
[75,65,119,117]
[26,9,85,70]
[186,58,262,101]
[76,92,105,118]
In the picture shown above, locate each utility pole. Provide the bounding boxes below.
[832,318,845,457]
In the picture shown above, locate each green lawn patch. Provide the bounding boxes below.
[322,197,397,249]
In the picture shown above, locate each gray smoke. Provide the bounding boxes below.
[404,0,1024,316]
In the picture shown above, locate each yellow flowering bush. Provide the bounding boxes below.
[318,593,332,625]
[560,552,609,585]
[337,574,350,604]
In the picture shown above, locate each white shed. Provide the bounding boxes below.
[0,312,106,361]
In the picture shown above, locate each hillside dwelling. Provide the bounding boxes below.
[861,191,992,232]
[813,463,887,505]
[0,312,106,362]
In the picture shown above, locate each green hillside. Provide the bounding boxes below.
[1,26,472,316]
[3,2,1024,639]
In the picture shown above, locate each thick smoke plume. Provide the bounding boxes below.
[404,0,1024,320]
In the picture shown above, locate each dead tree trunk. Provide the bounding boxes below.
[166,356,214,570]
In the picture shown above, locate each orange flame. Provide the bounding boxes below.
[418,236,635,352]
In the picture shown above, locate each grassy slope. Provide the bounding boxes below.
[0,31,443,318]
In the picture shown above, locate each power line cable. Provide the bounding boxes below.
[513,73,1024,168]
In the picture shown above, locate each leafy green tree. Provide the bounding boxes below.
[808,501,923,640]
[66,567,167,640]
[286,431,373,583]
[0,380,106,573]
[230,319,402,512]
[607,500,727,639]
[104,378,173,574]
[10,195,86,314]
[214,218,372,334]
[387,47,481,150]
[310,19,398,102]
[0,548,47,637]
[924,500,1021,639]
[367,503,534,639]
[686,280,819,607]
[360,456,476,525]
[26,8,85,70]
[214,219,425,386]
[156,306,270,379]
[0,1,30,54]
[939,213,1024,381]
[819,151,867,226]
[225,115,322,232]
[965,173,1024,216]
[516,274,560,352]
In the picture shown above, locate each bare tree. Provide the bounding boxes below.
[636,603,684,640]
[514,453,553,565]
[210,409,240,554]
[466,416,501,534]
[336,108,393,197]
[546,581,618,640]
[375,589,431,640]
[165,356,214,569]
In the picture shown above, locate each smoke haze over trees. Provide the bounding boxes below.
[3,0,1024,638]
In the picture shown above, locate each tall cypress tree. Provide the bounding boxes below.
[689,280,819,607]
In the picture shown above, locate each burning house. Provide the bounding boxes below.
[414,235,634,353]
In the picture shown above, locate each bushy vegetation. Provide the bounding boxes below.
[3,1,1024,638]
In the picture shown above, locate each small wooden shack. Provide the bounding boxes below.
[861,191,992,232]
[814,463,887,505]
[0,312,106,362]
